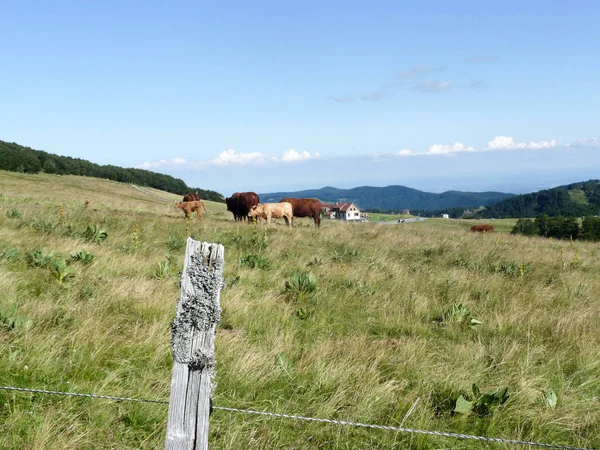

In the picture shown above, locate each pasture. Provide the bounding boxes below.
[0,171,599,449]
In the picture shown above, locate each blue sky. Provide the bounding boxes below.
[1,1,599,195]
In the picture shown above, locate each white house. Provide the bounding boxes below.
[442,213,449,219]
[331,202,361,221]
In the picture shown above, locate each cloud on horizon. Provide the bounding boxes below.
[136,157,187,170]
[397,65,443,79]
[413,80,451,93]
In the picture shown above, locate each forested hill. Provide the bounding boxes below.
[260,185,515,211]
[479,180,600,218]
[0,140,224,202]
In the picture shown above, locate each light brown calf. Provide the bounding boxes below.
[248,202,293,227]
[175,200,205,220]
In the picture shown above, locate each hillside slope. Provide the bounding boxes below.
[260,185,515,211]
[479,179,600,218]
[0,139,224,202]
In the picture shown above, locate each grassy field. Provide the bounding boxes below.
[1,171,599,449]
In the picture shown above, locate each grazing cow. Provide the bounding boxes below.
[175,200,205,220]
[183,192,200,202]
[280,198,322,227]
[470,224,494,233]
[247,202,293,227]
[225,192,260,222]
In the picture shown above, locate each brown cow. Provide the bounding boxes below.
[248,202,293,227]
[175,200,205,220]
[280,198,322,227]
[183,192,200,202]
[470,224,494,233]
[225,192,260,221]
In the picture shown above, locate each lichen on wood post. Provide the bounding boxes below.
[165,238,224,450]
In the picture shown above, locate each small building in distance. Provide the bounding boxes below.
[322,202,361,221]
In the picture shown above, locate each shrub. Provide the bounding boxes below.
[82,225,108,244]
[454,384,509,417]
[49,258,76,284]
[70,249,95,265]
[285,271,318,300]
[26,249,55,268]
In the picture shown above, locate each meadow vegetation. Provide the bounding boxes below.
[0,171,599,449]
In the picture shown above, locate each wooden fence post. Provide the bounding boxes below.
[165,238,224,450]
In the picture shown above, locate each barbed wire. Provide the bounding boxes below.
[0,385,168,405]
[0,385,594,450]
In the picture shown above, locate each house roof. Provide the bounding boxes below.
[334,202,358,212]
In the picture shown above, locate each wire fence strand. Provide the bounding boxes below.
[0,385,594,450]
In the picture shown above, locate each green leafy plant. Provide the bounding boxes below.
[330,248,361,262]
[454,384,509,416]
[239,254,271,269]
[166,234,185,252]
[0,303,31,331]
[82,225,108,244]
[70,249,95,265]
[542,390,557,409]
[285,271,318,301]
[49,258,76,283]
[29,219,56,233]
[0,247,22,261]
[6,209,21,218]
[153,260,171,279]
[438,303,482,328]
[26,249,55,268]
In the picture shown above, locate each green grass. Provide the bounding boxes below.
[366,212,413,222]
[1,171,599,449]
[568,189,589,205]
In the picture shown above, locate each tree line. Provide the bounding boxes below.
[0,140,224,202]
[511,215,600,241]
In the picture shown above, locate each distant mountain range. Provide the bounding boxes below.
[259,185,516,211]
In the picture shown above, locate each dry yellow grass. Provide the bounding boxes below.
[0,170,599,449]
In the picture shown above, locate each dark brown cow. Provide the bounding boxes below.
[183,192,200,202]
[225,192,260,221]
[280,198,322,227]
[470,224,494,233]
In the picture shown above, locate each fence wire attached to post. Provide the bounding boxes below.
[0,386,595,450]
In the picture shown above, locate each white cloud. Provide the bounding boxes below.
[360,91,388,101]
[573,137,599,148]
[281,149,320,162]
[136,157,187,169]
[396,149,413,156]
[487,136,557,150]
[210,149,275,166]
[427,142,475,155]
[414,80,451,93]
[398,65,441,79]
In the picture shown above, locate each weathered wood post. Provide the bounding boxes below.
[165,238,224,450]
